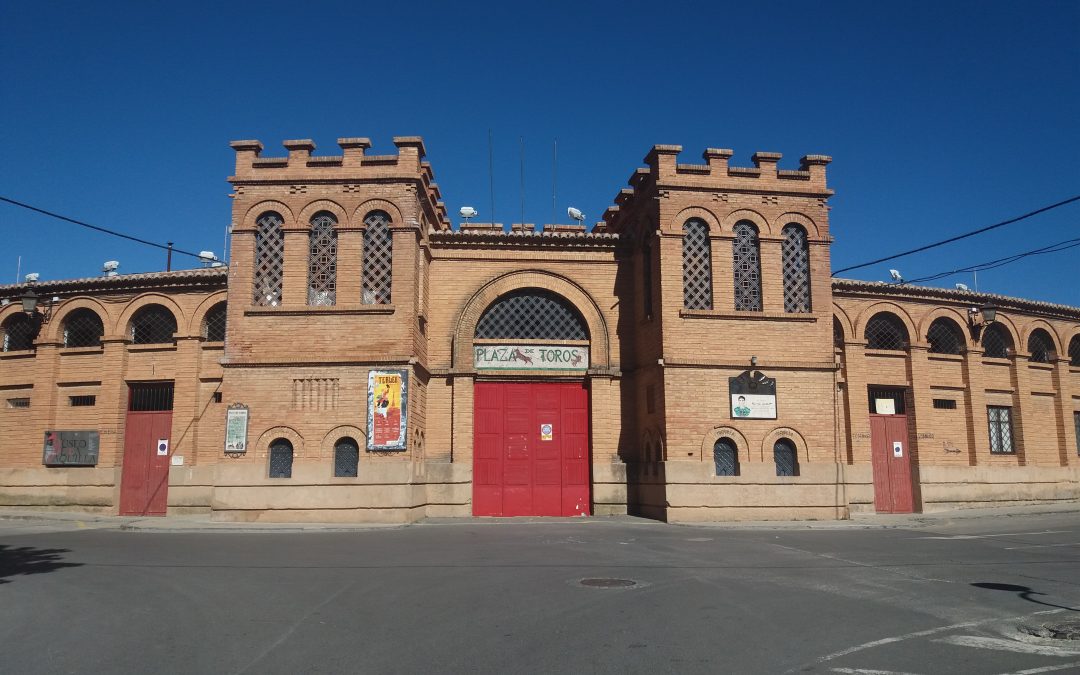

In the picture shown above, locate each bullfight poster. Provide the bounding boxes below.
[367,370,408,451]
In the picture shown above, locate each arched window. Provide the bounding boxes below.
[1069,335,1080,367]
[833,316,845,349]
[1027,329,1056,363]
[865,312,909,351]
[202,302,227,342]
[1,314,35,352]
[682,218,712,310]
[981,323,1013,359]
[927,317,965,355]
[269,438,294,478]
[307,211,338,306]
[129,305,177,345]
[334,437,359,478]
[732,221,762,311]
[475,289,588,341]
[63,308,104,348]
[774,438,798,477]
[362,211,393,305]
[713,437,739,476]
[253,211,284,307]
[781,224,811,313]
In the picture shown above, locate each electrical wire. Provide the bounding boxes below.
[832,194,1080,275]
[0,196,205,259]
[894,234,1080,286]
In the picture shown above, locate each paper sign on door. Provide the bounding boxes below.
[157,439,169,456]
[540,423,553,441]
[892,441,903,458]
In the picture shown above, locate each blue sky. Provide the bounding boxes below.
[2,1,1078,304]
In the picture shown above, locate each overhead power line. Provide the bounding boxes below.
[900,234,1080,286]
[0,196,205,259]
[832,194,1080,275]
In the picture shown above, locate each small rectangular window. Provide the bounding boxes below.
[69,395,96,407]
[212,391,223,403]
[129,383,174,411]
[988,406,1015,454]
[7,397,30,409]
[933,399,957,410]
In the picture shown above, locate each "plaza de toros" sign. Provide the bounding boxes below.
[474,344,589,371]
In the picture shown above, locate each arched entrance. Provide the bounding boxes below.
[470,288,592,516]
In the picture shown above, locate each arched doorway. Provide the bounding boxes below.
[471,288,592,516]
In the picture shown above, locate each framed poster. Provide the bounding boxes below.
[42,431,100,466]
[368,370,408,451]
[729,370,778,420]
[225,404,249,454]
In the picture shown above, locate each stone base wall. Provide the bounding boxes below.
[917,465,1080,512]
[0,467,119,513]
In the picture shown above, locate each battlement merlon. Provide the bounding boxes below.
[641,144,832,195]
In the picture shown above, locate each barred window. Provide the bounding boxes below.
[2,314,36,351]
[774,438,798,477]
[63,308,104,348]
[927,317,965,355]
[732,221,762,311]
[781,224,811,313]
[334,437,359,478]
[475,289,588,341]
[362,211,393,305]
[1074,412,1080,456]
[1027,328,1056,363]
[203,302,227,342]
[129,305,177,345]
[269,439,294,478]
[933,398,957,410]
[988,406,1015,454]
[308,211,338,306]
[682,218,712,310]
[833,316,845,349]
[865,312,909,351]
[713,437,739,476]
[1070,335,1080,367]
[981,323,1013,359]
[253,211,284,307]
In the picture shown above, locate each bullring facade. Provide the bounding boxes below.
[1,137,1078,522]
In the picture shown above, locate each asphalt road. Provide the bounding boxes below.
[2,513,1079,674]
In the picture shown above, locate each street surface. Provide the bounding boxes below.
[2,511,1079,674]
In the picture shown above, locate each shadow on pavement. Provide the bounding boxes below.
[971,581,1079,612]
[0,544,82,584]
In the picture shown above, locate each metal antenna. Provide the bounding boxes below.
[15,255,20,284]
[488,129,496,231]
[551,138,557,226]
[519,136,526,229]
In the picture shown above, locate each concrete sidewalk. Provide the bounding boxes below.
[1,501,1077,533]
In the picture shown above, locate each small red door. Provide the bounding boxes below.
[119,409,173,516]
[870,414,914,513]
[473,382,590,516]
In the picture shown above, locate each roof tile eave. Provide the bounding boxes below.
[831,277,1080,320]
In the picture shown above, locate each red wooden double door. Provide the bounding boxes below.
[473,382,591,517]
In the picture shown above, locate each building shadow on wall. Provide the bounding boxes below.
[0,544,82,584]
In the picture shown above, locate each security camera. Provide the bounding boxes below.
[567,207,585,222]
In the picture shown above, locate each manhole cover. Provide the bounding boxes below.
[1018,621,1080,640]
[579,578,637,588]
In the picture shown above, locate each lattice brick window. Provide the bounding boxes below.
[63,308,104,348]
[781,224,811,313]
[732,221,762,311]
[307,212,338,306]
[927,317,965,355]
[334,437,359,477]
[682,218,713,310]
[981,323,1013,359]
[988,406,1014,454]
[1027,328,1056,363]
[203,302,227,342]
[291,378,339,410]
[1070,335,1080,366]
[129,305,177,345]
[253,211,284,307]
[713,437,739,476]
[269,439,294,478]
[362,211,393,305]
[475,289,588,341]
[774,439,798,476]
[865,312,909,351]
[2,314,35,351]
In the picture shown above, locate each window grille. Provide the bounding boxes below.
[7,397,30,408]
[682,219,713,310]
[642,235,653,318]
[927,317,965,355]
[1027,329,1056,363]
[774,439,798,476]
[1074,412,1080,456]
[212,391,222,403]
[868,387,907,415]
[69,395,96,407]
[253,211,284,306]
[833,317,845,349]
[307,212,338,306]
[1070,335,1080,367]
[362,211,393,304]
[269,439,294,478]
[713,437,739,476]
[63,309,104,348]
[933,398,957,410]
[334,437,359,477]
[203,302,227,341]
[2,314,35,351]
[981,323,1013,359]
[988,406,1015,454]
[129,305,177,345]
[732,221,762,311]
[475,289,588,341]
[129,383,174,411]
[865,312,909,351]
[781,224,811,313]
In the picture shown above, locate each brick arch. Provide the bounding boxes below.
[720,208,772,236]
[186,291,228,336]
[1065,330,1080,365]
[831,303,855,341]
[853,301,917,344]
[451,270,611,371]
[1018,318,1062,356]
[298,199,349,228]
[915,306,971,350]
[762,427,810,464]
[981,313,1021,352]
[241,200,295,230]
[774,212,821,240]
[114,293,187,339]
[642,426,665,462]
[41,297,111,343]
[320,425,366,459]
[255,425,304,458]
[669,206,721,235]
[701,425,750,464]
[353,199,404,228]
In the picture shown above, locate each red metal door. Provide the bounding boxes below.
[870,414,914,513]
[119,411,172,516]
[473,382,590,516]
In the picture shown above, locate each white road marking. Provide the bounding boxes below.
[916,531,1069,540]
[935,635,1080,657]
[1003,542,1080,550]
[830,668,924,674]
[1001,661,1080,674]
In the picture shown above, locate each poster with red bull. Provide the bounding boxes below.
[367,370,407,451]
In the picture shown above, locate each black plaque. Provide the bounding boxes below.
[42,431,100,466]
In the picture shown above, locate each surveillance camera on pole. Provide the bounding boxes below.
[567,207,585,223]
[955,283,969,291]
[459,206,478,223]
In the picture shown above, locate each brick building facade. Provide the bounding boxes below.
[2,137,1078,521]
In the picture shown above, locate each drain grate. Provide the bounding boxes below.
[579,578,637,588]
[1018,621,1080,641]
